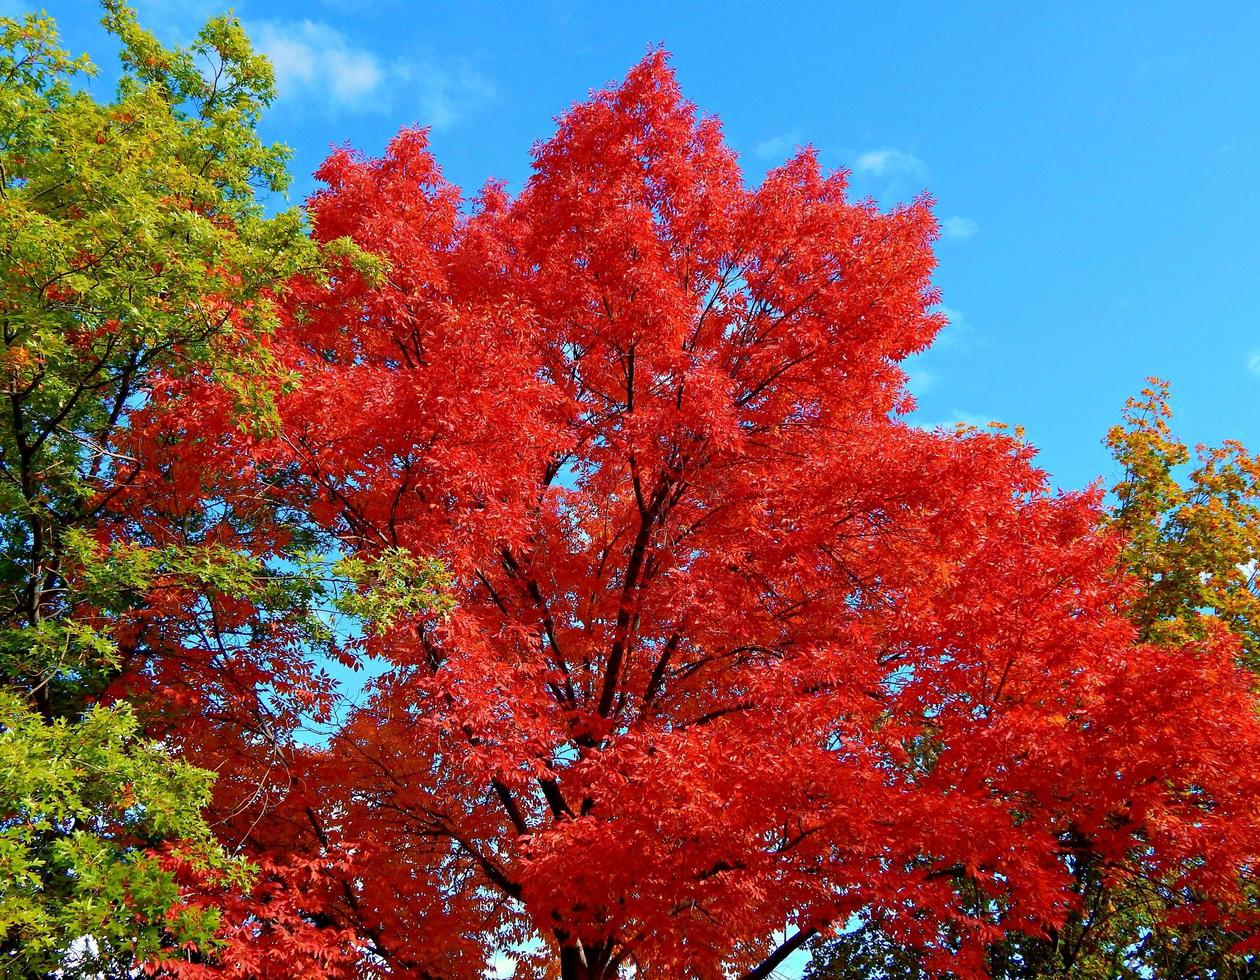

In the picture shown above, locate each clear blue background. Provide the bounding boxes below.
[42,0,1260,490]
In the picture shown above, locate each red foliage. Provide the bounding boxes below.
[136,54,1260,978]
[151,851,361,980]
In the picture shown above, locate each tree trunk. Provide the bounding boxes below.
[559,941,614,980]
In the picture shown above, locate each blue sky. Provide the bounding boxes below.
[44,0,1260,493]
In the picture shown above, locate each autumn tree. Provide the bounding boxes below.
[1006,381,1260,978]
[1108,378,1260,667]
[805,381,1260,978]
[163,54,1260,979]
[1094,380,1260,977]
[0,5,356,973]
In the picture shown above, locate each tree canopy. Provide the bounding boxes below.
[807,381,1260,978]
[0,4,340,973]
[2,6,1257,979]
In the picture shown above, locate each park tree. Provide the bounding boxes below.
[0,4,354,974]
[1001,382,1260,979]
[806,381,1260,978]
[161,54,1260,979]
[1107,378,1260,668]
[6,5,1257,974]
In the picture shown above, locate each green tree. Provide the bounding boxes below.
[1108,378,1260,669]
[0,4,325,973]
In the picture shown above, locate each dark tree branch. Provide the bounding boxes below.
[741,926,819,980]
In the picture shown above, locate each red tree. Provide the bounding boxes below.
[157,54,1260,978]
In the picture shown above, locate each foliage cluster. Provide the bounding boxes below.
[1,6,1256,979]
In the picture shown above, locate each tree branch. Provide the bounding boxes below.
[741,926,819,980]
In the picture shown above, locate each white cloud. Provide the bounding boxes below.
[251,19,494,125]
[940,215,979,240]
[931,305,974,349]
[853,147,926,178]
[914,409,998,432]
[902,357,937,398]
[753,131,803,160]
[253,20,383,109]
[397,59,496,130]
[1247,349,1260,377]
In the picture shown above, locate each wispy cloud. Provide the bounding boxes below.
[753,130,803,160]
[915,409,999,432]
[396,59,495,129]
[253,21,382,109]
[940,215,979,241]
[903,361,938,398]
[933,305,974,349]
[1248,349,1260,377]
[853,147,926,179]
[251,19,494,125]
